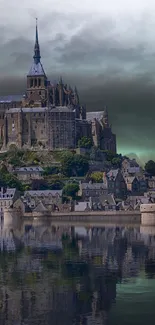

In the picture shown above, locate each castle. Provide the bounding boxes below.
[0,20,116,153]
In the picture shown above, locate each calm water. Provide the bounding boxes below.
[0,220,155,325]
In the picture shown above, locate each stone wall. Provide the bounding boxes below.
[140,203,155,226]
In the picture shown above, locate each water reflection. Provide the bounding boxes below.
[0,220,155,324]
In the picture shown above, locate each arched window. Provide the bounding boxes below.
[38,78,41,87]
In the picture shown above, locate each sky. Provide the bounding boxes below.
[0,0,155,162]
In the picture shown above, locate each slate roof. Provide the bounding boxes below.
[0,188,16,199]
[0,94,23,103]
[33,201,48,212]
[87,111,103,121]
[51,106,75,113]
[24,190,62,197]
[74,202,91,212]
[107,169,119,180]
[5,107,48,114]
[28,62,46,76]
[5,106,75,114]
[99,194,116,206]
[15,166,43,173]
[81,183,107,190]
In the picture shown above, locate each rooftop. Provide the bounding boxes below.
[5,106,75,114]
[24,190,63,197]
[14,166,43,173]
[0,188,16,199]
[81,182,107,190]
[28,62,46,76]
[87,111,103,121]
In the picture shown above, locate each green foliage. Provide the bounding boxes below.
[78,136,93,149]
[145,160,155,176]
[63,183,80,199]
[48,175,64,190]
[0,166,24,191]
[103,150,117,161]
[60,152,89,177]
[111,157,122,168]
[31,179,49,190]
[43,166,60,176]
[90,171,103,183]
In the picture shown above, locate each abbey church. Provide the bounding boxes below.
[0,21,116,153]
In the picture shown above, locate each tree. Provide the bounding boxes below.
[90,171,103,183]
[48,176,64,190]
[145,160,155,176]
[43,166,60,176]
[112,157,122,168]
[78,137,93,149]
[60,153,89,177]
[73,154,89,177]
[60,152,75,177]
[31,179,49,190]
[63,183,79,199]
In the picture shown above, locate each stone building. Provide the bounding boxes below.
[0,187,20,216]
[23,189,63,211]
[87,110,116,152]
[0,21,116,153]
[13,166,43,181]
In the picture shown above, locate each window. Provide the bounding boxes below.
[39,91,41,95]
[38,79,41,87]
[41,130,43,134]
[30,79,33,87]
[35,79,37,87]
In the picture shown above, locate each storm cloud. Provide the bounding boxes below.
[0,0,155,161]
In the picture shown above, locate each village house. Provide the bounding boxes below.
[106,169,127,199]
[13,166,44,182]
[0,187,20,216]
[138,177,148,194]
[78,181,108,201]
[91,194,117,211]
[23,190,63,211]
[146,176,155,191]
[74,201,92,212]
[124,176,140,194]
[121,158,141,177]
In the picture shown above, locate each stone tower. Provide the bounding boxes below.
[26,19,47,107]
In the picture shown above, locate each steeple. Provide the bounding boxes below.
[33,18,41,64]
[27,18,46,77]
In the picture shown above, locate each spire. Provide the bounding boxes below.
[103,106,108,118]
[33,18,41,64]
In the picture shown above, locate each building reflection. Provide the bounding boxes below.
[0,220,155,324]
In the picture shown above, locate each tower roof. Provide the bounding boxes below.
[28,18,46,77]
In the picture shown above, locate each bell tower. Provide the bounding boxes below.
[26,18,47,107]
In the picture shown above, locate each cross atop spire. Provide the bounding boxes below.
[33,18,41,64]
